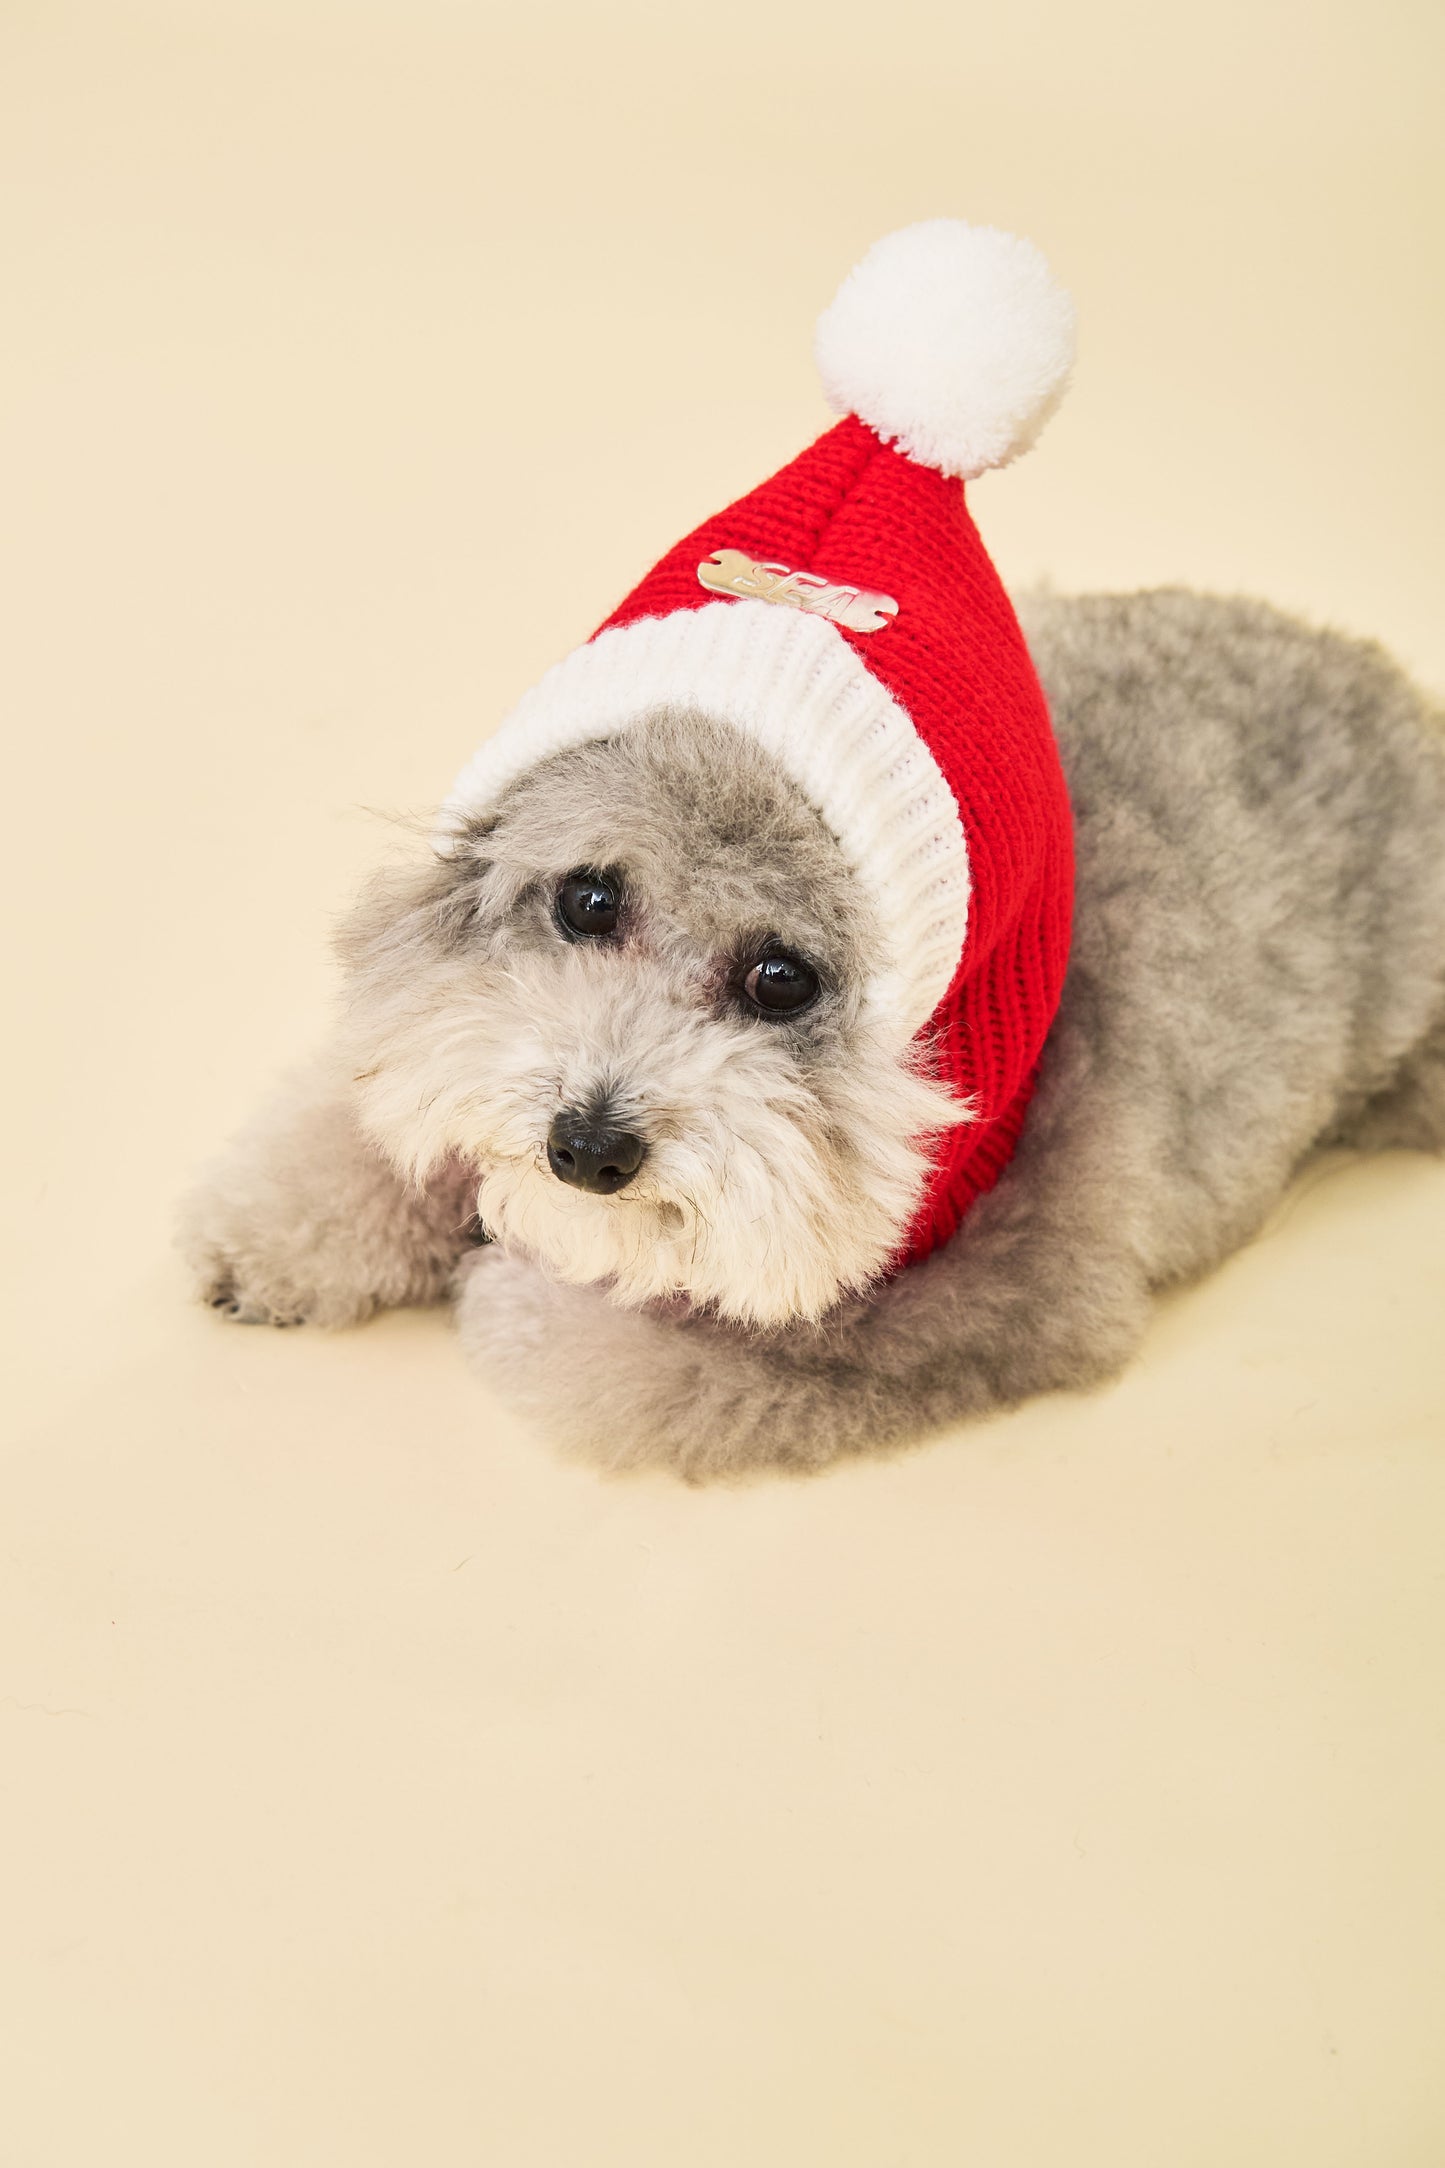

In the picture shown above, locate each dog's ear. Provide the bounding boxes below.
[452,810,497,851]
[334,837,491,971]
[438,817,496,882]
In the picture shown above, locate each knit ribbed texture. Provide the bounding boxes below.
[599,415,1074,1271]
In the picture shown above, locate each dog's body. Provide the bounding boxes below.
[184,589,1445,1476]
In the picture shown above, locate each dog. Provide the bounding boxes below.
[182,585,1445,1477]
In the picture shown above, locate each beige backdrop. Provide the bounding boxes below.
[3,3,1444,2163]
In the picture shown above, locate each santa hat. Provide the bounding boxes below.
[441,220,1077,1272]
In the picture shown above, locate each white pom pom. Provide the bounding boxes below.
[814,220,1076,481]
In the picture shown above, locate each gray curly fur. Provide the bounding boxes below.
[181,591,1445,1478]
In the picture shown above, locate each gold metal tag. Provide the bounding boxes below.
[697,548,899,634]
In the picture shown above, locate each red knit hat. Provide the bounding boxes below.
[442,221,1077,1273]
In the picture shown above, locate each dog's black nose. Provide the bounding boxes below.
[547,1109,646,1195]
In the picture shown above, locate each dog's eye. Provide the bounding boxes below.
[742,949,820,1019]
[556,868,620,939]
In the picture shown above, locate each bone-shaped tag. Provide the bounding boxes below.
[697,549,898,634]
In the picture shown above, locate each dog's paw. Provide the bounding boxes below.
[197,1268,310,1330]
[450,1244,845,1480]
[177,1143,415,1331]
[179,1186,355,1329]
[179,1067,484,1332]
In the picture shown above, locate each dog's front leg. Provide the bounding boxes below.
[179,1051,479,1328]
[452,1204,1148,1483]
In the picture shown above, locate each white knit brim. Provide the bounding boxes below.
[438,600,970,1041]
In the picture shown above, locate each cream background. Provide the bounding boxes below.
[3,3,1444,2162]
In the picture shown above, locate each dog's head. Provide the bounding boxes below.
[338,710,967,1325]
